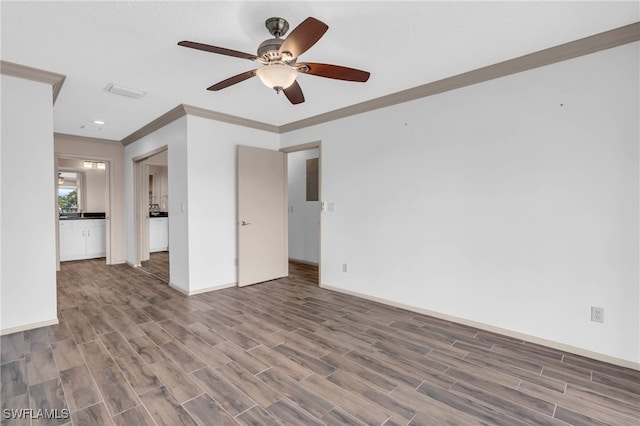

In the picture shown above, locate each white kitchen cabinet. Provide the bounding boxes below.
[59,224,86,261]
[85,220,106,258]
[149,217,169,252]
[59,219,106,261]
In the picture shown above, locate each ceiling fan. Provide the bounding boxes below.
[178,17,370,105]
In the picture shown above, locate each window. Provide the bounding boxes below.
[58,171,83,213]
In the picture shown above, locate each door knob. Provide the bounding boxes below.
[240,221,251,226]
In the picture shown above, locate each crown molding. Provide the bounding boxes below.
[279,21,640,133]
[0,60,66,104]
[121,105,187,146]
[279,141,321,153]
[182,104,279,133]
[120,104,280,146]
[54,133,121,145]
[6,22,637,145]
[128,22,638,140]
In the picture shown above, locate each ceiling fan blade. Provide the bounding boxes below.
[283,81,305,104]
[178,41,257,61]
[299,63,370,82]
[207,70,257,91]
[279,17,328,59]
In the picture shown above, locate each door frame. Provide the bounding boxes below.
[55,154,112,269]
[132,146,168,269]
[280,141,322,287]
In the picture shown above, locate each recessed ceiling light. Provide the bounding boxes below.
[93,120,105,125]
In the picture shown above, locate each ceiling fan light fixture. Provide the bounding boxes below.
[256,64,297,92]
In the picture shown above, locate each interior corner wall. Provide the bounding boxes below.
[1,75,58,333]
[55,135,126,264]
[124,117,189,291]
[279,42,640,364]
[288,149,320,264]
[185,116,279,293]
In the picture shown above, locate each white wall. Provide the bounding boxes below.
[288,149,320,264]
[84,168,107,212]
[124,117,189,291]
[185,116,279,293]
[1,75,58,333]
[280,43,639,365]
[124,116,279,294]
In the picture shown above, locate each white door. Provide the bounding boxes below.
[237,145,288,287]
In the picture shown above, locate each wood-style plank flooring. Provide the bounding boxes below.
[1,259,638,425]
[140,251,170,283]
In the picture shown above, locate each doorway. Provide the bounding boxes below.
[236,143,321,287]
[283,143,321,286]
[134,149,170,282]
[56,156,111,267]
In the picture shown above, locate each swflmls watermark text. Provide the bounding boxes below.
[2,409,70,420]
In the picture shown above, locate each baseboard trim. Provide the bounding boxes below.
[322,284,640,371]
[1,318,59,336]
[168,282,189,295]
[169,282,237,296]
[289,258,319,266]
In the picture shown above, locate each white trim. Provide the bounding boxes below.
[321,284,640,371]
[169,282,237,296]
[1,318,59,336]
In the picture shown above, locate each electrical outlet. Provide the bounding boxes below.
[591,306,604,323]
[342,263,348,273]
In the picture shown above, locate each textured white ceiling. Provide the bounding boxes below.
[2,1,638,141]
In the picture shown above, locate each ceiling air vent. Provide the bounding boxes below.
[104,82,146,99]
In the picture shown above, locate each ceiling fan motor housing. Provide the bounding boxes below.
[265,17,289,37]
[257,38,285,60]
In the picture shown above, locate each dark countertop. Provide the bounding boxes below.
[60,213,106,220]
